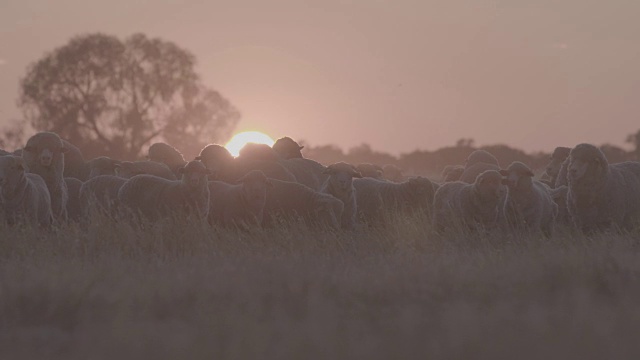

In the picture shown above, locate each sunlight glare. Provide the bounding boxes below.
[225,131,275,157]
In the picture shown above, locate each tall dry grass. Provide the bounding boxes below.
[1,212,640,359]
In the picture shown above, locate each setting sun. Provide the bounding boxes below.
[225,131,275,157]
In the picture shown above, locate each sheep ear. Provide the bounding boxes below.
[351,171,363,178]
[194,156,202,160]
[298,145,304,150]
[499,169,509,176]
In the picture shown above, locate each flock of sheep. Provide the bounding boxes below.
[1,131,640,236]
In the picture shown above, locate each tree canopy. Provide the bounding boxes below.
[19,33,240,159]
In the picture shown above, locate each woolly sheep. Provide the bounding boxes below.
[272,136,304,159]
[196,144,296,183]
[356,163,384,179]
[382,164,404,182]
[320,162,362,229]
[354,176,436,224]
[87,156,121,179]
[147,142,187,177]
[459,162,500,184]
[500,162,558,235]
[65,177,84,223]
[0,156,52,227]
[544,147,571,188]
[432,170,504,233]
[118,160,211,221]
[208,170,272,227]
[115,160,177,180]
[79,175,127,217]
[238,143,281,162]
[278,158,328,191]
[566,143,640,232]
[466,149,499,168]
[61,139,87,180]
[442,165,464,182]
[263,179,344,230]
[22,132,69,222]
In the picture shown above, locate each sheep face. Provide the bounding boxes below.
[23,132,67,169]
[237,170,271,207]
[545,147,571,179]
[500,162,534,191]
[474,170,504,204]
[442,165,464,182]
[568,144,607,184]
[323,162,362,195]
[0,156,25,192]
[179,161,211,189]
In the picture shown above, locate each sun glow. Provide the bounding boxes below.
[225,131,275,157]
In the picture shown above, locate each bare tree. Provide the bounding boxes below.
[19,33,240,159]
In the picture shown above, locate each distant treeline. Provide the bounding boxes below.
[301,140,638,180]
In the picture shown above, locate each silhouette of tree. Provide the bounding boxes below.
[626,129,640,160]
[19,33,240,159]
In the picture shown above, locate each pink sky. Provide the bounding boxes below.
[1,0,639,154]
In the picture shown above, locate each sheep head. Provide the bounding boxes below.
[356,163,384,179]
[23,132,67,168]
[465,150,499,168]
[499,161,534,190]
[195,144,233,178]
[179,161,211,189]
[273,137,304,159]
[473,170,504,204]
[545,147,571,179]
[323,162,362,194]
[568,144,608,185]
[237,170,272,208]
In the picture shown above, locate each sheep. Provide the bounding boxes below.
[263,179,344,230]
[65,177,84,223]
[61,139,87,180]
[79,175,127,217]
[86,156,121,178]
[238,143,281,162]
[543,147,571,188]
[499,161,558,235]
[21,132,69,222]
[208,170,272,227]
[196,144,297,183]
[354,176,436,224]
[442,165,464,182]
[466,149,499,168]
[566,143,640,232]
[356,163,384,179]
[320,162,362,229]
[459,149,501,184]
[382,164,404,182]
[195,144,235,178]
[115,160,177,180]
[432,170,504,233]
[147,142,187,177]
[272,136,304,159]
[0,156,52,227]
[118,160,211,222]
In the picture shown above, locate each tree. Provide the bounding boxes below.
[626,129,640,161]
[19,33,240,160]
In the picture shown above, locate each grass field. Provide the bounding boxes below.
[1,213,640,359]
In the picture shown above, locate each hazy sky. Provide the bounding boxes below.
[1,0,639,154]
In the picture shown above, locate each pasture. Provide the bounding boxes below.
[2,213,639,359]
